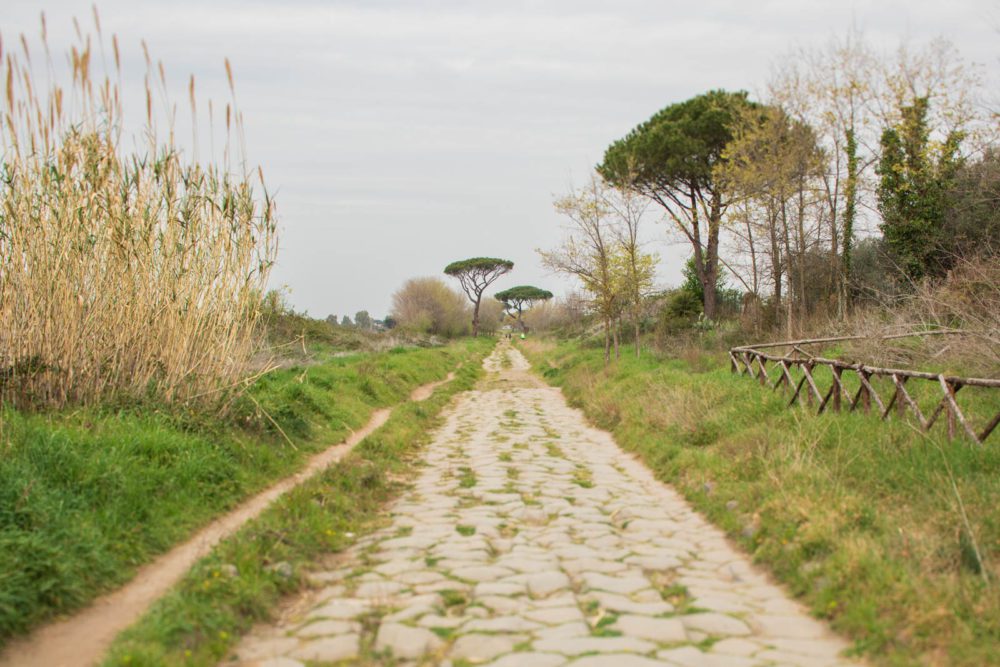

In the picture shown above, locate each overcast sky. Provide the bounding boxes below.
[4,1,999,319]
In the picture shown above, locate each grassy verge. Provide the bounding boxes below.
[522,339,1000,667]
[0,339,489,645]
[101,342,489,666]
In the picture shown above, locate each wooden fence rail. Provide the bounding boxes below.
[730,332,1000,445]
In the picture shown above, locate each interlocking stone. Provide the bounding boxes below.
[570,657,667,667]
[449,633,527,661]
[353,580,404,598]
[417,613,468,629]
[307,598,370,620]
[523,606,584,625]
[294,619,358,638]
[374,623,442,659]
[580,572,651,595]
[526,571,571,598]
[586,591,674,616]
[464,615,544,633]
[656,645,759,667]
[533,636,657,655]
[483,653,566,667]
[681,612,753,637]
[534,620,591,640]
[255,658,305,667]
[711,637,764,656]
[612,614,687,643]
[289,635,359,662]
[452,565,516,582]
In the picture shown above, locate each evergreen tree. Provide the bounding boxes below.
[876,97,963,280]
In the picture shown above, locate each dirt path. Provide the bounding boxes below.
[228,344,858,666]
[0,373,456,667]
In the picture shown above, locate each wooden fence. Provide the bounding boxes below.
[730,332,1000,445]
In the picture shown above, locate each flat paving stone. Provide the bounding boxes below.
[485,652,568,667]
[450,633,527,661]
[223,344,861,667]
[293,619,358,638]
[526,571,572,597]
[569,656,667,667]
[657,645,759,667]
[681,612,753,637]
[374,623,442,659]
[612,614,687,643]
[254,659,305,667]
[288,635,359,662]
[534,636,658,655]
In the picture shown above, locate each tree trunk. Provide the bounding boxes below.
[768,201,782,330]
[842,126,858,316]
[603,318,611,365]
[613,319,620,360]
[796,179,808,326]
[781,199,794,338]
[687,190,712,319]
[472,297,481,337]
[702,192,723,321]
[634,309,641,358]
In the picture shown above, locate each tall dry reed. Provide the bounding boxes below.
[0,13,277,409]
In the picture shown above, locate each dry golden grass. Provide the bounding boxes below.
[823,255,1000,376]
[0,13,277,409]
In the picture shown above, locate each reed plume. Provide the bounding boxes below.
[0,12,278,409]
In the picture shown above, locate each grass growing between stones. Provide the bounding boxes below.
[524,339,1000,667]
[100,341,491,666]
[458,466,477,488]
[571,465,594,489]
[0,341,487,646]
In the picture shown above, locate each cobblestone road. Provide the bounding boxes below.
[229,344,857,666]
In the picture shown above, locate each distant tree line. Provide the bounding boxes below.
[543,31,997,347]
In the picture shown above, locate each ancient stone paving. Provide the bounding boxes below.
[228,344,858,666]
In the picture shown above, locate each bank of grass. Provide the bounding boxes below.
[0,339,491,646]
[101,345,487,666]
[522,339,1000,667]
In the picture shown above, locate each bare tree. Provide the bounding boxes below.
[602,186,657,357]
[540,177,619,364]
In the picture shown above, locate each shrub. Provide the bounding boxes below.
[390,277,470,337]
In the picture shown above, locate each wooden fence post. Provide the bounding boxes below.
[730,333,999,444]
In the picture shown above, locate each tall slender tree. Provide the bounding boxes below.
[444,257,514,337]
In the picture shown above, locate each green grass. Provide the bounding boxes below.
[524,339,1000,667]
[0,339,490,646]
[100,344,489,666]
[457,466,477,488]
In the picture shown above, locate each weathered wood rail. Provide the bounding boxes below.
[730,331,1000,445]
